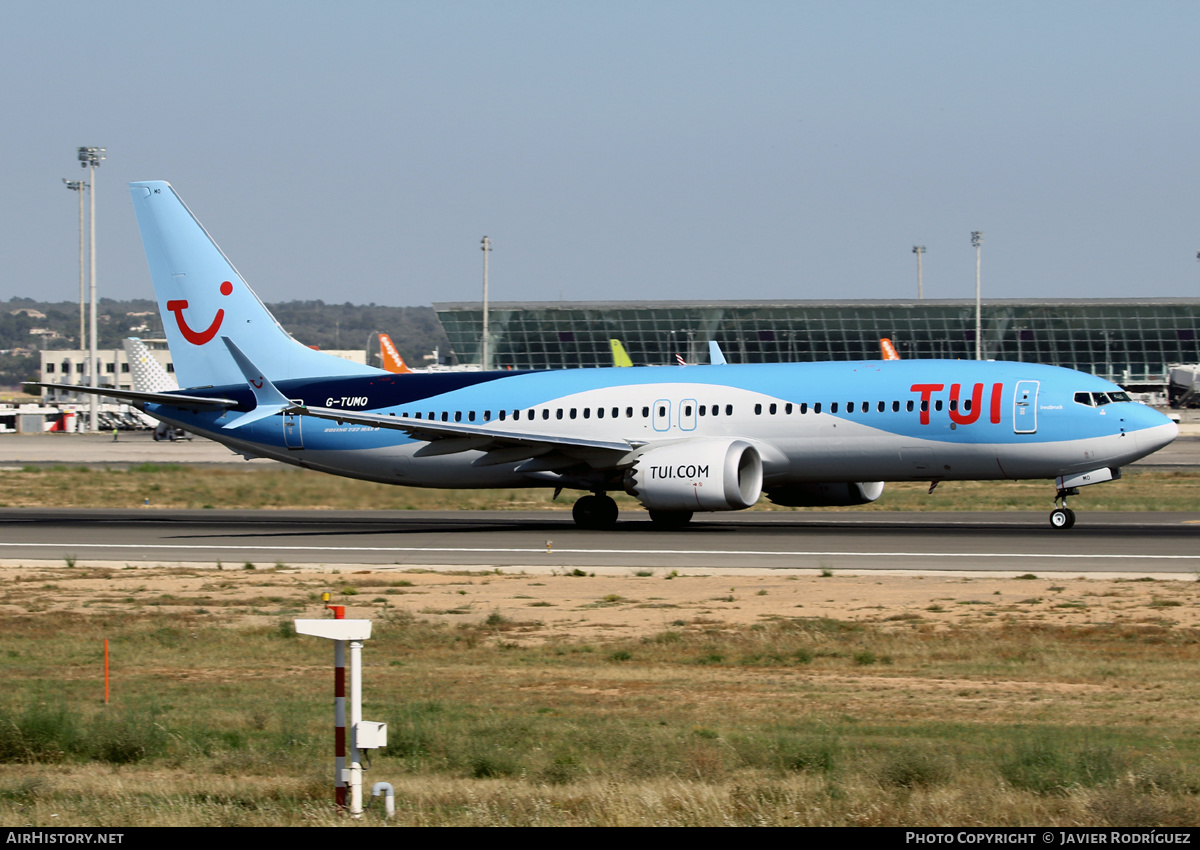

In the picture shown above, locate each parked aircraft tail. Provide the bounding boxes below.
[880,338,900,361]
[128,181,384,389]
[122,338,178,393]
[379,333,413,373]
[610,339,634,367]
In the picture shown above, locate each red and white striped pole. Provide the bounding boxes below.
[329,602,347,811]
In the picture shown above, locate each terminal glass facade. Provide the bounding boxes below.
[434,299,1200,388]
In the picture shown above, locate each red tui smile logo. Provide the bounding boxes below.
[167,281,233,345]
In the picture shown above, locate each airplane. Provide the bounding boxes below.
[38,180,1179,531]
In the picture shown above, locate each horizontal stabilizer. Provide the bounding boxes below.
[220,337,303,430]
[28,382,237,409]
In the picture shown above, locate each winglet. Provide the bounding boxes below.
[610,339,634,368]
[221,337,300,428]
[708,340,727,365]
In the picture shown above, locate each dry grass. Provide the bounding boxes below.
[1,565,1199,826]
[0,464,1196,512]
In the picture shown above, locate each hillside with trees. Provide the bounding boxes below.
[0,297,452,390]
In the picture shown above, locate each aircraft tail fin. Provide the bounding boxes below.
[379,333,413,373]
[122,338,178,393]
[880,338,900,360]
[610,339,634,367]
[708,340,728,365]
[128,181,385,389]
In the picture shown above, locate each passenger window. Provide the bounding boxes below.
[597,408,604,419]
[441,412,448,421]
[920,401,928,412]
[684,405,692,416]
[847,401,855,413]
[556,409,563,420]
[583,408,590,419]
[569,408,577,419]
[907,400,915,412]
[626,407,633,418]
[542,410,550,420]
[755,403,763,415]
[814,402,822,414]
[800,402,808,414]
[657,405,666,417]
[499,410,506,421]
[454,411,462,422]
[642,407,650,418]
[699,405,707,416]
[949,399,957,412]
[725,404,733,415]
[934,400,943,411]
[769,403,777,414]
[963,400,972,412]
[892,401,900,412]
[831,402,839,413]
[785,403,793,414]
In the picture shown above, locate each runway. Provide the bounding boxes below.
[2,508,1198,574]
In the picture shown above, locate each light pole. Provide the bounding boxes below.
[63,180,88,353]
[480,236,492,371]
[912,245,925,300]
[971,231,983,360]
[78,147,105,430]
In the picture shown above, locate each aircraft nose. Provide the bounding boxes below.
[1133,408,1178,456]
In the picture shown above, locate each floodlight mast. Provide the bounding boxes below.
[912,245,925,300]
[63,180,88,358]
[481,236,492,371]
[78,147,105,431]
[971,231,984,360]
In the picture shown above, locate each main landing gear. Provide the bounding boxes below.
[572,493,619,530]
[1050,486,1079,530]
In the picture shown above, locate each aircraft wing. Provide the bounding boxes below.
[28,382,240,410]
[298,405,638,465]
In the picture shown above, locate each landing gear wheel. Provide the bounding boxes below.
[572,494,619,530]
[648,509,693,529]
[1049,508,1076,529]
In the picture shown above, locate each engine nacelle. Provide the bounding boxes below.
[624,439,763,512]
[765,481,885,507]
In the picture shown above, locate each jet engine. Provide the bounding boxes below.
[624,439,763,512]
[764,481,885,507]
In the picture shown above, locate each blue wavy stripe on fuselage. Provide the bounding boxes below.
[145,359,1149,453]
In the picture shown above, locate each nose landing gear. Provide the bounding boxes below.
[1050,487,1079,529]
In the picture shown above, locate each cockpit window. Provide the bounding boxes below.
[1075,390,1132,407]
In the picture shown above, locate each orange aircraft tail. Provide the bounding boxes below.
[379,334,413,373]
[880,338,900,360]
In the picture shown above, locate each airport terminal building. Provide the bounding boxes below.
[434,298,1200,394]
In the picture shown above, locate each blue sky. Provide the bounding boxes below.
[2,1,1198,307]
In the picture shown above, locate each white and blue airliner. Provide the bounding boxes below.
[48,181,1179,530]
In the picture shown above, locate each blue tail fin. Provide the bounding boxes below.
[129,181,383,389]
